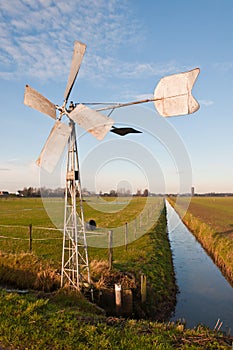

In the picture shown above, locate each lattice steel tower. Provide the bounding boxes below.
[61,121,90,289]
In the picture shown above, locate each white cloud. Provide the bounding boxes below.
[0,0,144,81]
[213,62,233,71]
[0,0,190,104]
[199,99,214,107]
[84,54,181,83]
[0,168,11,171]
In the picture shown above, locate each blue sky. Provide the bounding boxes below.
[0,0,233,194]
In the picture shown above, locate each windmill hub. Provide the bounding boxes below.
[67,101,75,112]
[55,103,67,119]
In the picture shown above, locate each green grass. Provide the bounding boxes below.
[0,197,53,226]
[0,196,163,261]
[0,288,231,350]
[0,198,175,319]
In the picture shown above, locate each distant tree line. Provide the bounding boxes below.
[17,187,65,197]
[16,187,150,198]
[99,188,149,197]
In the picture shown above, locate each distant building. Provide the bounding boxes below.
[0,191,9,196]
[191,187,195,197]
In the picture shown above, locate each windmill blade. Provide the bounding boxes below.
[154,68,200,117]
[64,41,86,102]
[24,85,56,119]
[69,104,114,140]
[36,121,71,173]
[110,126,142,136]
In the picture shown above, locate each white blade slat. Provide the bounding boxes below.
[154,68,200,117]
[64,41,86,102]
[36,121,71,173]
[24,85,56,119]
[69,104,114,140]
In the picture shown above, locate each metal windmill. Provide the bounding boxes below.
[24,40,200,290]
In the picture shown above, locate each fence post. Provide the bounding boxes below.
[29,224,32,252]
[115,283,122,315]
[134,218,137,239]
[141,274,147,304]
[125,222,128,251]
[108,230,113,269]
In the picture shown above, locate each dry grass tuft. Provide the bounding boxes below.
[90,259,136,290]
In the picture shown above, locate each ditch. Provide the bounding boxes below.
[166,200,233,334]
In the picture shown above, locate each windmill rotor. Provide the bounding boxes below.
[24,85,57,119]
[36,121,72,174]
[24,41,116,173]
[64,40,86,103]
[24,37,200,173]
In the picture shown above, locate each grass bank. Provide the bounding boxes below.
[89,206,177,320]
[167,196,233,285]
[0,288,232,350]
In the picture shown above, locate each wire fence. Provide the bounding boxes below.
[0,201,163,258]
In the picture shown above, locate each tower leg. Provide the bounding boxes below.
[61,121,90,289]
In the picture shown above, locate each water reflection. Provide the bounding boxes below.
[166,201,233,334]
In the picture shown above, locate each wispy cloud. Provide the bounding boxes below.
[0,0,184,86]
[199,99,214,107]
[0,168,11,171]
[0,0,144,81]
[213,62,233,72]
[84,55,181,82]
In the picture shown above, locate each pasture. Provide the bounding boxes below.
[173,196,233,238]
[0,195,177,320]
[0,196,171,295]
[0,196,163,261]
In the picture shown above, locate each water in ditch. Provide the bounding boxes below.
[166,201,233,334]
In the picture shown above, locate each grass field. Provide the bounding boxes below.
[0,196,163,258]
[0,195,170,301]
[168,196,233,285]
[0,196,232,349]
[172,196,233,238]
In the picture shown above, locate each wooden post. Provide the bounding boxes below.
[141,274,147,304]
[108,230,113,269]
[123,289,133,315]
[125,222,128,251]
[134,218,137,239]
[139,213,142,228]
[115,283,122,315]
[29,224,32,252]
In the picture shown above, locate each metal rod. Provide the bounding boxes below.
[93,92,189,112]
[96,98,156,112]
